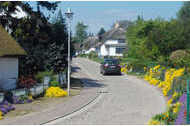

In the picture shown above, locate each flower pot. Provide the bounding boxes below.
[12,89,26,97]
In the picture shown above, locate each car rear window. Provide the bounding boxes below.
[104,60,119,65]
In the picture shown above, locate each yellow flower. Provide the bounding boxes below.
[148,119,160,125]
[28,95,33,100]
[165,112,169,118]
[149,78,160,86]
[45,87,68,97]
[176,102,181,106]
[144,67,147,72]
[172,92,178,98]
[167,99,172,106]
[144,66,184,96]
[172,102,181,113]
[0,111,3,120]
[173,107,178,113]
[153,65,160,71]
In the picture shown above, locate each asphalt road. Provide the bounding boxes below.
[47,57,166,125]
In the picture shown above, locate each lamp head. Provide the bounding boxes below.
[65,8,74,19]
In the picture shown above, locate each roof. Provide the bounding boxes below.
[113,20,133,30]
[83,36,99,49]
[0,25,26,56]
[101,28,126,42]
[101,20,132,42]
[94,42,102,48]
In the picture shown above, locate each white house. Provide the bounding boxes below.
[100,39,126,57]
[0,25,26,90]
[97,22,127,57]
[82,36,99,54]
[85,47,96,54]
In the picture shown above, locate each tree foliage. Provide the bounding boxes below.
[126,16,187,66]
[98,27,105,36]
[73,22,88,43]
[47,9,68,73]
[0,1,71,76]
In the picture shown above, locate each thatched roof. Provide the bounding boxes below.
[83,36,99,49]
[101,20,132,42]
[0,25,26,57]
[101,27,126,42]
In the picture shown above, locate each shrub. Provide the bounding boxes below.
[79,54,87,57]
[169,50,190,68]
[35,71,54,83]
[88,51,98,59]
[19,76,36,88]
[50,80,59,87]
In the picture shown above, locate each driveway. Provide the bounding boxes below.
[47,57,166,125]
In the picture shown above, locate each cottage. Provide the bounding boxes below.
[99,21,128,57]
[0,25,26,90]
[82,36,99,54]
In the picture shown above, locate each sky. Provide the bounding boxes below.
[29,1,183,35]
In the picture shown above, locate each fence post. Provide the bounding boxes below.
[187,79,190,124]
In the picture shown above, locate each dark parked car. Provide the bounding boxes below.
[100,59,121,75]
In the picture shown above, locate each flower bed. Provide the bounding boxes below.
[0,100,15,120]
[143,65,187,125]
[144,65,184,96]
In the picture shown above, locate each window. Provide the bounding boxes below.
[118,39,125,43]
[104,59,119,65]
[116,47,125,54]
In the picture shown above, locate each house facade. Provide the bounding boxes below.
[100,39,126,57]
[98,21,128,57]
[0,25,26,90]
[82,36,99,54]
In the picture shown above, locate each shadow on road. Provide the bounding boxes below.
[80,78,106,88]
[103,73,123,76]
[71,66,81,73]
[71,66,106,89]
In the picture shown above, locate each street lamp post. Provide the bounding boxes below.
[65,8,73,96]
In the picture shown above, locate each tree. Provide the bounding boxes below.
[97,27,105,41]
[177,1,190,48]
[74,22,88,43]
[177,1,190,25]
[47,9,68,73]
[0,1,60,75]
[124,1,190,67]
[98,27,106,36]
[126,17,186,63]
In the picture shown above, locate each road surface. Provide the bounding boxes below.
[47,57,166,125]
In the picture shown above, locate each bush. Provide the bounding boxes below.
[19,76,36,88]
[169,50,190,68]
[35,71,54,83]
[79,54,87,57]
[50,80,59,87]
[88,51,98,59]
[121,57,158,72]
